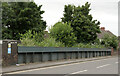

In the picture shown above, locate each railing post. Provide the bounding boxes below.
[85,51,87,58]
[25,52,27,64]
[50,52,52,61]
[41,52,43,62]
[102,51,103,56]
[93,51,95,57]
[99,52,101,56]
[66,51,67,60]
[79,51,82,58]
[32,52,34,63]
[90,51,92,58]
[77,51,79,59]
[57,52,59,60]
[87,51,89,58]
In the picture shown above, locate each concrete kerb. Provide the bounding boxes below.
[2,56,113,74]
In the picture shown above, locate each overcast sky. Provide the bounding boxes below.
[34,0,119,36]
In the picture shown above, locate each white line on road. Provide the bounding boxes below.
[115,62,118,64]
[96,64,110,69]
[64,70,88,76]
[70,70,88,74]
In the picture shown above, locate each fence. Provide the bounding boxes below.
[18,46,111,64]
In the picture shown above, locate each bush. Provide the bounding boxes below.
[101,34,118,49]
[18,30,64,47]
[18,30,43,46]
[50,22,77,47]
[18,38,36,46]
[73,43,105,48]
[38,37,65,47]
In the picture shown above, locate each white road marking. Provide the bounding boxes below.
[96,64,110,69]
[115,62,118,64]
[70,70,88,74]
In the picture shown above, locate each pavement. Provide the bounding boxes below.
[2,56,117,75]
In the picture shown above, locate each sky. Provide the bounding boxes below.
[34,0,119,36]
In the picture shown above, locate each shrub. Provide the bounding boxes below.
[101,34,118,49]
[18,30,42,46]
[18,38,36,46]
[50,22,77,47]
[18,30,64,47]
[73,43,105,48]
[38,37,65,47]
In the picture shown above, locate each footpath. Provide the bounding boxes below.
[2,56,113,74]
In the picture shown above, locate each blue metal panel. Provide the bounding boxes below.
[72,52,76,59]
[42,53,50,62]
[90,52,93,58]
[82,51,85,58]
[58,53,64,60]
[18,54,24,64]
[87,52,90,58]
[51,53,57,61]
[66,52,71,59]
[26,53,32,63]
[77,52,80,59]
[33,53,41,62]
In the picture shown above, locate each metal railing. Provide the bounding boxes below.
[18,46,111,64]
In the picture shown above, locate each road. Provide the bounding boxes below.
[5,57,118,75]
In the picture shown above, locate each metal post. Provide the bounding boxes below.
[87,51,89,58]
[41,52,43,62]
[32,52,34,63]
[78,51,79,59]
[57,52,59,60]
[66,51,67,60]
[25,52,27,64]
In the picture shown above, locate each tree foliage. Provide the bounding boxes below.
[73,43,105,48]
[38,37,65,47]
[61,5,74,23]
[101,34,118,49]
[18,30,64,47]
[19,30,37,46]
[50,22,77,47]
[62,2,101,43]
[2,2,46,40]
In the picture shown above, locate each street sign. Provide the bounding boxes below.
[8,43,11,48]
[8,43,11,54]
[8,48,11,54]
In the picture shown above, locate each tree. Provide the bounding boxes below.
[61,5,74,23]
[101,34,118,49]
[2,2,46,40]
[50,22,77,47]
[62,2,101,43]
